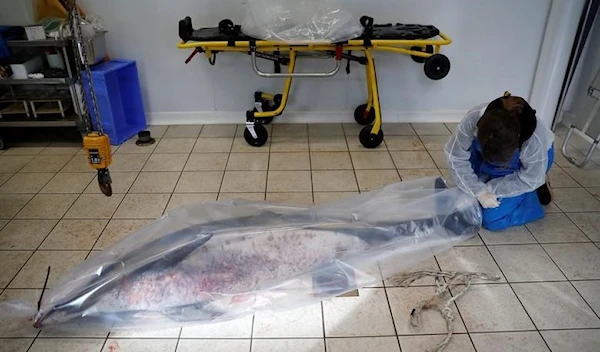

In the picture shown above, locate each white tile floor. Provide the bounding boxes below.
[0,122,599,352]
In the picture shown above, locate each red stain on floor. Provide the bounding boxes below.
[107,342,120,352]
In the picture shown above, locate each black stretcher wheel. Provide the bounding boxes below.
[244,124,269,147]
[354,104,376,125]
[410,45,434,63]
[424,54,451,80]
[0,137,4,150]
[218,19,235,34]
[359,125,384,149]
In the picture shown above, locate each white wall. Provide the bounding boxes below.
[2,0,552,124]
[0,1,34,25]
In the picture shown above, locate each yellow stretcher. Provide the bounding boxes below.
[177,16,452,148]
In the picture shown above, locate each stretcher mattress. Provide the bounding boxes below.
[185,23,440,43]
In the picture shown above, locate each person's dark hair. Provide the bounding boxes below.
[477,106,520,164]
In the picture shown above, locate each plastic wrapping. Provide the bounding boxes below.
[445,103,555,199]
[241,0,364,43]
[17,177,480,331]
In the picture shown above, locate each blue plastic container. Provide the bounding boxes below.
[82,60,147,145]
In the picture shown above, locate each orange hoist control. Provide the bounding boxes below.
[83,132,112,169]
[83,132,113,196]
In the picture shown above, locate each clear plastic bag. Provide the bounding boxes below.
[8,177,480,331]
[241,0,364,43]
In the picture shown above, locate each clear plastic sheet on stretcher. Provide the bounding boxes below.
[3,177,481,331]
[241,0,364,43]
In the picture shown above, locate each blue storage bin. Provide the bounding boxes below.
[82,60,147,145]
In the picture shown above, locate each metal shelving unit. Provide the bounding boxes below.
[0,18,109,149]
[0,30,85,147]
[7,38,69,48]
[0,115,78,127]
[0,77,77,85]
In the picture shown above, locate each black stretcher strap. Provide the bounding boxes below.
[274,50,281,73]
[178,16,194,42]
[346,50,352,74]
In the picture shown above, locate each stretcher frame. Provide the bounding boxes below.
[177,20,452,149]
[561,66,600,167]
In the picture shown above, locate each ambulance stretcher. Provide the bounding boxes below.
[177,16,452,148]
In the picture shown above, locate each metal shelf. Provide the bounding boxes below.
[0,77,77,85]
[34,101,71,115]
[0,97,28,103]
[0,103,28,116]
[0,114,79,127]
[1,88,71,101]
[7,38,69,48]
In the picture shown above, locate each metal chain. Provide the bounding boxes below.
[64,2,88,132]
[66,0,103,134]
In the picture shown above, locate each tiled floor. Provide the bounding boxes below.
[0,122,599,352]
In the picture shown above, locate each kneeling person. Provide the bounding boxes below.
[444,93,555,231]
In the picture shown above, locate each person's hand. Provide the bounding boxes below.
[477,192,500,209]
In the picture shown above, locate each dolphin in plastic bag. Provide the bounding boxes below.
[31,177,481,330]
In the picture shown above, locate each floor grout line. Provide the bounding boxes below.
[341,124,362,194]
[306,124,316,204]
[381,286,402,351]
[1,152,82,221]
[160,153,191,217]
[249,314,255,352]
[214,127,236,201]
[482,243,553,352]
[383,129,403,184]
[536,241,600,323]
[2,327,599,341]
[320,302,327,352]
[173,324,184,352]
[558,210,598,243]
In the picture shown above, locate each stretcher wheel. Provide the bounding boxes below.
[244,124,268,147]
[354,104,375,125]
[410,45,434,63]
[0,137,4,150]
[359,125,384,149]
[218,19,235,34]
[424,54,451,80]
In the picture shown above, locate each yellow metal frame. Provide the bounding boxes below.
[177,33,452,135]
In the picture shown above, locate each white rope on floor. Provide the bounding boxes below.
[390,271,501,352]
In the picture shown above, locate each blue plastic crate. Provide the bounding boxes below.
[82,60,147,145]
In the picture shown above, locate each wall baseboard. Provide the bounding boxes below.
[148,109,468,125]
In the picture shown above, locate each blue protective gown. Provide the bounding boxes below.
[469,139,554,231]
